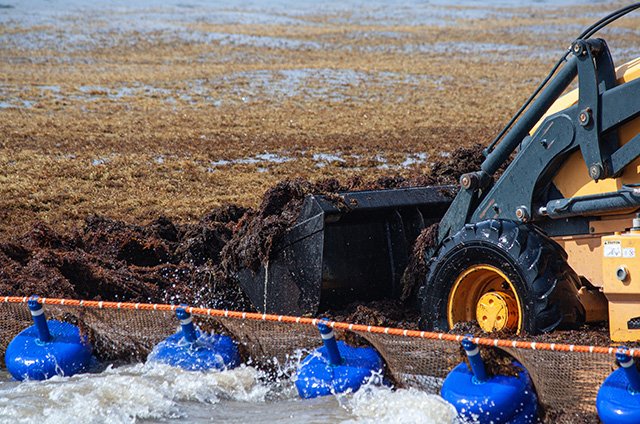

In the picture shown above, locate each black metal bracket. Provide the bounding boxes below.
[573,38,617,180]
[459,39,640,237]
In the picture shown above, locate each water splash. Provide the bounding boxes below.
[0,363,269,424]
[337,383,458,423]
[0,359,459,423]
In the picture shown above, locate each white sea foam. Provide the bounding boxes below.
[0,364,268,424]
[0,364,458,424]
[338,384,459,424]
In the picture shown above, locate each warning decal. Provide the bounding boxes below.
[604,240,622,258]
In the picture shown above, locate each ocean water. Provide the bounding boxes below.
[0,364,458,424]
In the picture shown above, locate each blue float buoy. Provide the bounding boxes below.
[597,348,640,423]
[4,296,93,381]
[295,320,384,399]
[441,337,538,424]
[148,306,240,371]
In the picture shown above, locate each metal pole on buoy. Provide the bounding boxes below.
[617,349,640,393]
[318,320,343,365]
[176,306,197,343]
[462,336,487,383]
[27,296,51,343]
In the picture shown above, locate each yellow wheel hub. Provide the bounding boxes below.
[476,291,519,332]
[448,264,523,333]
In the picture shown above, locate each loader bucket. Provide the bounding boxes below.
[236,186,455,315]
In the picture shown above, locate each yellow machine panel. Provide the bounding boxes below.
[602,226,640,342]
[553,214,638,289]
[535,57,640,200]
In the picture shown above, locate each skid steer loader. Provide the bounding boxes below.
[236,4,640,341]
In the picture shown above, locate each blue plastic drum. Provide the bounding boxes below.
[295,322,384,399]
[5,298,93,381]
[442,361,538,424]
[148,330,240,371]
[442,339,537,424]
[597,350,640,424]
[148,306,240,371]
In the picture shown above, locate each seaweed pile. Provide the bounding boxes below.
[0,206,252,310]
[0,143,484,312]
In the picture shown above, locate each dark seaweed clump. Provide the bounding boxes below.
[0,143,489,312]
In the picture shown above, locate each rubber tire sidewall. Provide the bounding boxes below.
[419,220,584,334]
[424,241,530,333]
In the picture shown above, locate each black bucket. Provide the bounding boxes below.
[236,186,455,315]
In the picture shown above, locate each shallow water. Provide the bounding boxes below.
[0,364,457,424]
[0,0,626,109]
[0,0,613,50]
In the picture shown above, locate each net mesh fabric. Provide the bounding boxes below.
[0,302,614,421]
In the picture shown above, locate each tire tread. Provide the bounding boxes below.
[419,220,585,334]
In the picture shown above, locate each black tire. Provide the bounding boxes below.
[418,220,585,334]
